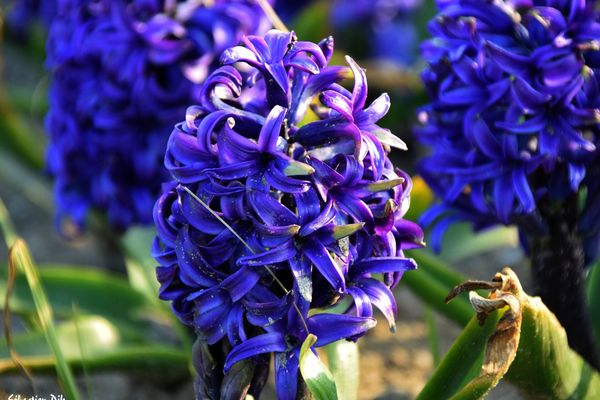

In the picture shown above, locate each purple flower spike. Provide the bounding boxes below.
[417,0,600,264]
[417,0,600,368]
[154,29,423,398]
[46,0,270,233]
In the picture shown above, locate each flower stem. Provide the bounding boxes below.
[528,195,600,370]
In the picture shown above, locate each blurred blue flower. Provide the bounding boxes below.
[5,0,56,38]
[45,0,270,232]
[331,0,423,65]
[417,0,600,264]
[154,29,423,399]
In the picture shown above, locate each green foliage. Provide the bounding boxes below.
[401,257,472,326]
[299,334,338,400]
[0,265,151,333]
[587,260,600,347]
[8,239,82,400]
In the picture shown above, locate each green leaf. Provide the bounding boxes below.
[407,250,466,289]
[8,239,82,400]
[417,311,502,400]
[0,265,153,333]
[507,292,600,399]
[401,267,472,327]
[121,227,162,303]
[437,223,519,263]
[587,258,600,346]
[324,340,359,400]
[299,334,338,400]
[0,315,190,382]
[424,306,441,366]
[1,315,120,359]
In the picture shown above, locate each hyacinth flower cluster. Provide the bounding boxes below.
[153,30,424,398]
[417,0,600,365]
[45,0,270,232]
[331,0,423,65]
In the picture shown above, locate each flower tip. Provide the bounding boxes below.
[366,317,377,330]
[289,224,301,235]
[332,222,365,240]
[368,177,405,193]
[284,160,315,176]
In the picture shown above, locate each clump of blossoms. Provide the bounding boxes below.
[417,0,600,365]
[331,0,423,65]
[153,29,424,398]
[45,0,270,232]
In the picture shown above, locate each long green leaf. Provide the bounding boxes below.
[437,224,519,263]
[424,306,441,366]
[402,268,472,326]
[0,315,190,382]
[587,258,600,346]
[324,340,359,400]
[0,265,152,330]
[407,250,466,289]
[121,227,161,303]
[299,334,338,400]
[9,240,82,399]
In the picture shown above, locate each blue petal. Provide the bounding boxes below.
[356,278,397,331]
[352,257,417,276]
[308,314,376,346]
[512,167,536,213]
[274,351,300,400]
[248,190,298,226]
[303,239,345,293]
[258,105,287,152]
[224,333,287,372]
[237,241,297,267]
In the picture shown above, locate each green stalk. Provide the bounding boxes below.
[416,312,502,400]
